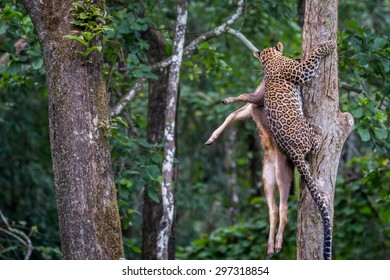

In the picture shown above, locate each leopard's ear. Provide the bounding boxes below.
[276,42,284,52]
[253,50,261,58]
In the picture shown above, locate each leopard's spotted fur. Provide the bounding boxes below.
[255,41,336,260]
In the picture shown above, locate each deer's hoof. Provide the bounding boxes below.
[267,253,274,259]
[275,247,281,254]
[222,98,233,104]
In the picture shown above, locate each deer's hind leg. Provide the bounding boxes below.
[262,153,279,259]
[274,154,294,254]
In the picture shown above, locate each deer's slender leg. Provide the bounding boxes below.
[274,154,294,254]
[205,104,252,145]
[222,92,263,105]
[222,81,266,105]
[262,154,278,259]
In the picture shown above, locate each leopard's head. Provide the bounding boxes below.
[253,42,284,67]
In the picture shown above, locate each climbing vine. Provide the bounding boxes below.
[64,0,111,60]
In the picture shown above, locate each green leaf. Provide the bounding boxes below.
[119,186,129,198]
[118,200,129,207]
[151,153,163,164]
[82,31,94,41]
[0,23,9,35]
[63,34,89,47]
[79,12,88,19]
[32,58,43,70]
[128,240,141,254]
[132,69,144,78]
[373,37,387,50]
[111,116,128,128]
[138,138,151,148]
[119,178,132,189]
[85,45,102,56]
[352,107,363,118]
[375,111,387,123]
[373,127,388,140]
[357,128,371,142]
[147,187,160,203]
[146,72,158,80]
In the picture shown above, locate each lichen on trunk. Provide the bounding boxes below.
[156,0,188,260]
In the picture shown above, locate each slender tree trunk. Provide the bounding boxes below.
[156,0,187,260]
[297,0,354,259]
[142,28,175,260]
[22,0,124,259]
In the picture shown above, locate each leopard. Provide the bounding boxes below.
[253,40,336,260]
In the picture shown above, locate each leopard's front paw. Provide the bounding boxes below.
[317,41,336,56]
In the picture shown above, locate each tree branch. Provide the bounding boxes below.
[110,77,145,116]
[110,0,251,117]
[227,28,259,52]
[151,0,246,70]
[0,208,33,260]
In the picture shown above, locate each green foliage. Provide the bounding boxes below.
[177,221,269,260]
[0,0,60,259]
[1,0,389,260]
[64,0,112,60]
[335,4,390,259]
[98,116,128,138]
[176,207,297,260]
[105,2,156,81]
[339,21,389,144]
[334,155,390,259]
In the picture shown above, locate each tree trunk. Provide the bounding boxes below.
[156,0,187,260]
[297,0,354,259]
[22,0,124,259]
[142,27,175,260]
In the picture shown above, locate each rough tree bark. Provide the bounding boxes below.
[156,0,187,260]
[297,0,354,259]
[21,0,124,259]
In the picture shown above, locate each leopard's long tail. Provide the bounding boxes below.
[293,156,332,260]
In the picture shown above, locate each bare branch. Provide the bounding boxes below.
[151,0,246,70]
[340,82,363,93]
[227,28,259,52]
[0,208,33,260]
[110,1,249,116]
[110,78,145,117]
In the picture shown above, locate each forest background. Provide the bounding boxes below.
[0,0,389,260]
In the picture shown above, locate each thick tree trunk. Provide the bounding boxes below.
[22,0,124,259]
[142,28,175,260]
[297,0,354,259]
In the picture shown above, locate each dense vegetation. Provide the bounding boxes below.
[0,0,389,259]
